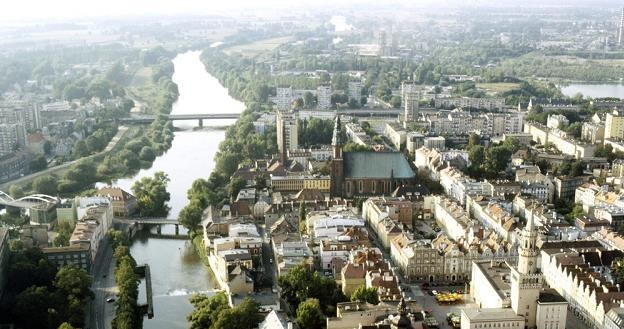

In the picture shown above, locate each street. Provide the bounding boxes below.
[88,239,117,329]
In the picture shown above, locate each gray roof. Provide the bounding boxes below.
[344,152,415,179]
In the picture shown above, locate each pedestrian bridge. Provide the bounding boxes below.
[0,191,59,209]
[114,217,179,225]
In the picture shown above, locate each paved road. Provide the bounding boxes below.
[88,239,117,329]
[0,126,131,190]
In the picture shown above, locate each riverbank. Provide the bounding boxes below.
[0,125,134,190]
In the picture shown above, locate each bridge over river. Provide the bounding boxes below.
[119,113,241,127]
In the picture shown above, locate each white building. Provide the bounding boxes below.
[546,114,569,130]
[317,85,332,110]
[276,110,299,156]
[401,82,419,122]
[348,81,362,104]
[423,136,445,151]
[276,86,294,111]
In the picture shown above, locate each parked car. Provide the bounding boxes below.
[106,297,115,303]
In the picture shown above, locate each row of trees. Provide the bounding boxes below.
[109,230,143,329]
[3,246,93,328]
[464,135,521,179]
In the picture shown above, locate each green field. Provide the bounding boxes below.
[476,82,521,94]
[224,36,294,57]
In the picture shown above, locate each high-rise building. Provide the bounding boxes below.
[317,85,331,110]
[0,123,26,157]
[276,110,298,163]
[401,82,419,123]
[347,81,362,104]
[605,109,624,139]
[618,8,624,47]
[276,86,294,112]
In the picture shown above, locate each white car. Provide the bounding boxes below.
[106,297,115,303]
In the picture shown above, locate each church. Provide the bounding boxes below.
[330,116,416,198]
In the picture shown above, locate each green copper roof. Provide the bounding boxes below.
[343,152,415,179]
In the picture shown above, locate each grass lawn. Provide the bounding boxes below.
[223,36,294,57]
[476,82,521,94]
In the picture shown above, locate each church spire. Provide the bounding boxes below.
[332,115,342,146]
[332,115,343,160]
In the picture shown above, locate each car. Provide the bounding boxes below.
[269,258,273,264]
[102,274,107,278]
[431,290,438,296]
[106,297,115,303]
[427,290,435,296]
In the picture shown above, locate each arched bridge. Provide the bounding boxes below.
[0,192,59,209]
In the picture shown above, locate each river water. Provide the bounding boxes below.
[560,83,624,99]
[111,51,244,328]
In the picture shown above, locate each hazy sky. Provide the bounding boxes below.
[1,0,355,21]
[1,0,621,22]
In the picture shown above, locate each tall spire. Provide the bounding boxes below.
[332,115,342,146]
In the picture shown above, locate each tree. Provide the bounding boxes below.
[58,322,77,329]
[131,171,171,217]
[9,184,24,198]
[33,175,58,195]
[13,286,56,329]
[187,293,229,329]
[72,140,89,158]
[303,91,315,108]
[278,264,346,315]
[615,259,624,287]
[227,177,246,200]
[139,146,156,162]
[296,298,324,329]
[468,133,480,149]
[299,202,307,222]
[65,160,97,187]
[212,298,261,329]
[30,155,47,172]
[107,229,129,249]
[179,199,204,233]
[468,145,485,165]
[54,266,94,327]
[350,286,379,305]
[54,222,74,247]
[485,146,512,173]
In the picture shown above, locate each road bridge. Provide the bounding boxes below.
[119,113,241,127]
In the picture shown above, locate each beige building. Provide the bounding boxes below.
[390,233,443,282]
[605,109,624,139]
[541,247,624,328]
[96,187,137,218]
[524,122,596,158]
[327,300,422,329]
[461,308,525,329]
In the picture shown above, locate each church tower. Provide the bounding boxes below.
[330,115,344,197]
[510,216,543,329]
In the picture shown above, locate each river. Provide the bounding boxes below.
[560,83,624,99]
[111,50,244,328]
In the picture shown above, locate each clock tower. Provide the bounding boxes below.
[510,216,543,329]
